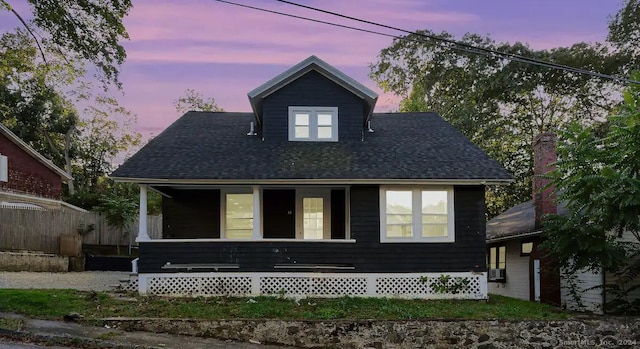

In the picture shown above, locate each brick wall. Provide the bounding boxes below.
[533,132,557,229]
[0,133,62,199]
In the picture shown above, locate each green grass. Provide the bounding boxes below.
[0,289,570,321]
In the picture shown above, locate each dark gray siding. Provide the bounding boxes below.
[261,70,364,142]
[162,189,220,239]
[143,185,486,273]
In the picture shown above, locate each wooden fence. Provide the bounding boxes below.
[0,208,162,254]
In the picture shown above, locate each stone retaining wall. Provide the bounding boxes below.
[0,251,67,272]
[102,317,640,348]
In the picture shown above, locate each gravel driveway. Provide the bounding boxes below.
[0,271,128,291]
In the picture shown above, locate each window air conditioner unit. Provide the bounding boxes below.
[489,269,506,281]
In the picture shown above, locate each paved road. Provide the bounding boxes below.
[0,340,69,348]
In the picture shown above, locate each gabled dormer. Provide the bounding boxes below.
[247,56,378,142]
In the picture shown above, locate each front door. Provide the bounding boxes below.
[296,189,331,240]
[263,189,296,238]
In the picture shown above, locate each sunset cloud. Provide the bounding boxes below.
[0,0,622,142]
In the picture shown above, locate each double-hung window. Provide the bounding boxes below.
[380,187,455,243]
[223,193,253,239]
[288,106,338,142]
[488,245,506,281]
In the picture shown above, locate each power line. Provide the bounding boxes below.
[275,0,639,85]
[213,0,639,85]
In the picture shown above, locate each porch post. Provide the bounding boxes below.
[252,185,261,239]
[137,184,150,242]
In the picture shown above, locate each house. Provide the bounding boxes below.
[0,123,80,211]
[486,132,604,312]
[111,56,512,298]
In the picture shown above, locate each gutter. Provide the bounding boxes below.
[486,230,543,243]
[110,177,515,186]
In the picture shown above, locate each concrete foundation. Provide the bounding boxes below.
[0,251,68,272]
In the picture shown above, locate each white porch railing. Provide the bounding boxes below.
[135,272,487,300]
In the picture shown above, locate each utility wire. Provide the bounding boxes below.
[213,0,639,85]
[275,0,639,85]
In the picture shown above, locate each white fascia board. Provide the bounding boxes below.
[248,56,379,123]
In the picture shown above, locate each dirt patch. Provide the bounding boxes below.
[0,271,128,291]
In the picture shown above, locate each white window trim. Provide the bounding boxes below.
[0,153,8,182]
[288,106,339,142]
[220,188,254,239]
[379,186,455,243]
[295,188,331,240]
[218,186,350,241]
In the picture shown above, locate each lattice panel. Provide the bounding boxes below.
[120,277,138,292]
[200,277,252,295]
[260,277,367,296]
[138,273,486,299]
[465,276,481,296]
[376,277,428,296]
[146,276,251,296]
[261,276,310,295]
[148,276,201,295]
[311,277,367,296]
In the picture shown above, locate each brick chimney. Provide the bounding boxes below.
[533,132,557,229]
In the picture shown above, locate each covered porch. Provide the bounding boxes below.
[131,183,488,299]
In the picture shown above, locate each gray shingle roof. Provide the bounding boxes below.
[111,112,512,182]
[486,200,568,241]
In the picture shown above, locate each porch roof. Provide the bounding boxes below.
[111,112,512,183]
[486,199,569,242]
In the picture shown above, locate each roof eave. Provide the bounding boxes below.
[110,177,514,185]
[247,56,379,124]
[0,124,72,180]
[486,230,543,243]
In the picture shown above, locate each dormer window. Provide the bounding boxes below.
[288,106,338,142]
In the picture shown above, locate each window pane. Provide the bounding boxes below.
[422,214,447,224]
[226,194,253,239]
[422,224,448,237]
[295,113,309,125]
[498,246,506,269]
[317,126,332,139]
[521,242,533,254]
[318,113,332,125]
[386,224,412,238]
[386,191,412,238]
[489,247,497,269]
[295,126,309,138]
[386,191,412,214]
[303,198,323,239]
[387,214,412,224]
[422,190,447,214]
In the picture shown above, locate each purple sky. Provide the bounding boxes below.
[0,0,624,140]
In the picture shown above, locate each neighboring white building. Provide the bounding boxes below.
[486,133,604,313]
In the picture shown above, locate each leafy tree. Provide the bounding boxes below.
[0,30,79,168]
[370,29,632,217]
[97,190,138,255]
[1,0,131,88]
[174,89,224,113]
[608,0,640,56]
[73,96,141,191]
[542,73,640,314]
